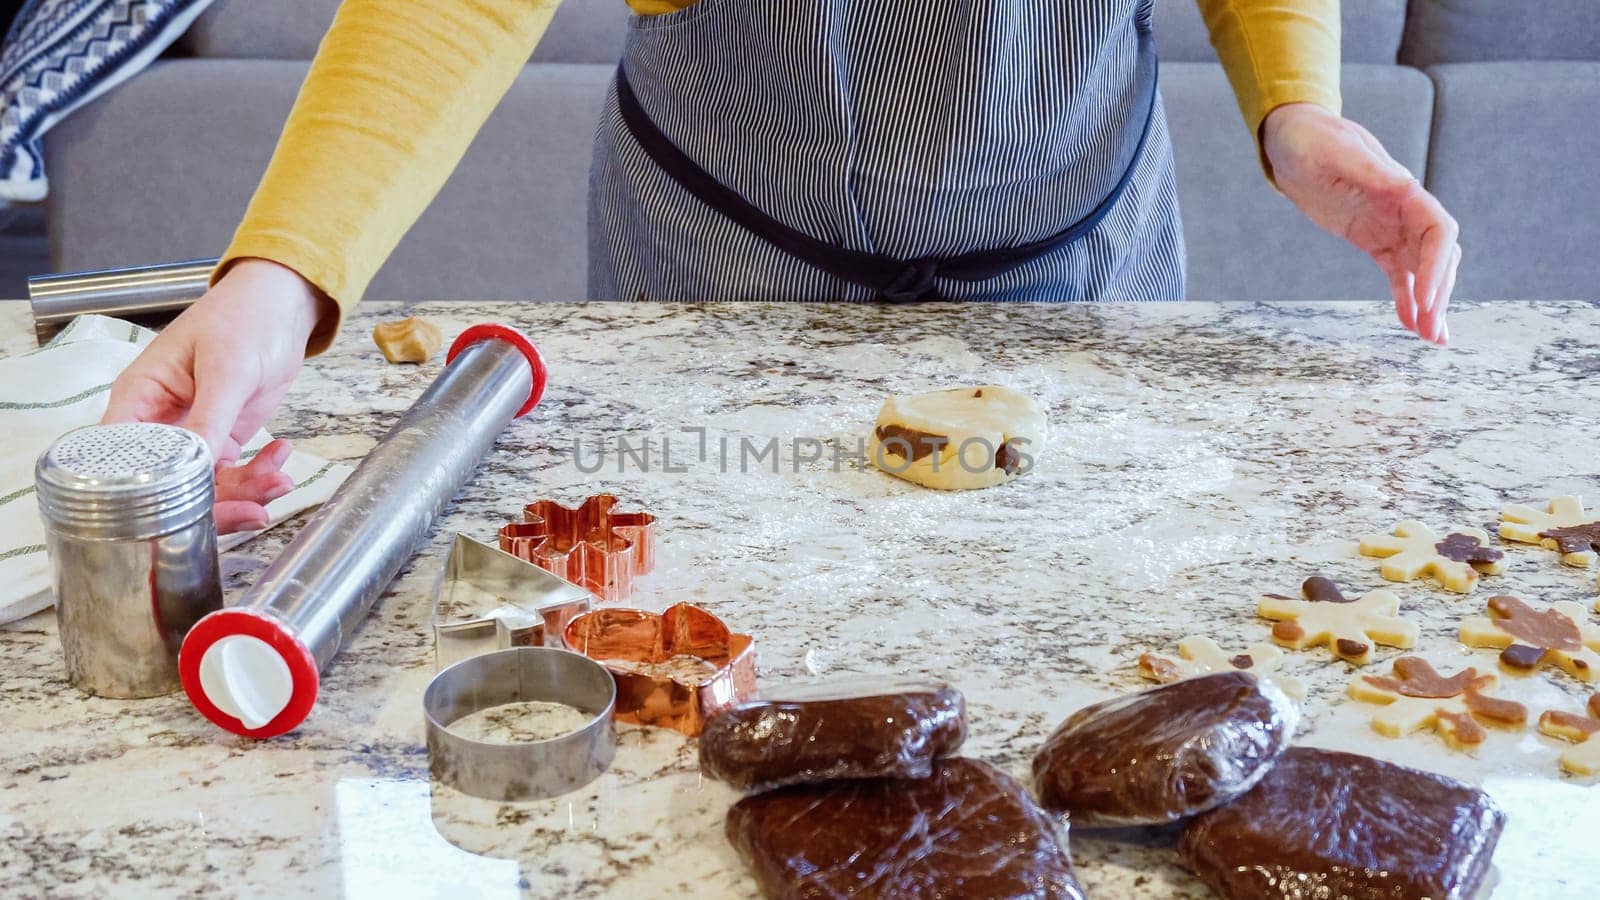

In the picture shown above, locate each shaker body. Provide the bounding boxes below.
[47,519,222,698]
[36,423,223,698]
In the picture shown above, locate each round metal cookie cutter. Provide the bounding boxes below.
[424,647,616,801]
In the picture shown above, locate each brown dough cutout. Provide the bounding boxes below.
[1541,523,1600,557]
[1488,595,1583,652]
[1362,657,1479,699]
[1435,533,1505,566]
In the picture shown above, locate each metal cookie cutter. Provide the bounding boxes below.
[563,603,756,736]
[424,647,616,801]
[499,495,656,603]
[432,534,593,670]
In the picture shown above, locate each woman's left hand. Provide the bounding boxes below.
[1262,102,1459,346]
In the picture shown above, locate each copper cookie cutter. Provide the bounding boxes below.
[563,603,756,736]
[431,534,593,670]
[499,495,656,603]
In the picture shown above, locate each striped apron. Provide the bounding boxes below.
[588,0,1185,302]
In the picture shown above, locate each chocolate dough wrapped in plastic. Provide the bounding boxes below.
[1032,671,1297,828]
[700,678,965,792]
[727,757,1085,900]
[1180,748,1504,900]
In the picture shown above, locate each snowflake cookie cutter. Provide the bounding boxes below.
[1348,656,1527,752]
[1257,576,1419,665]
[1539,693,1600,776]
[431,534,593,670]
[1459,595,1600,682]
[562,602,756,736]
[1358,521,1506,593]
[1138,636,1306,701]
[499,494,657,603]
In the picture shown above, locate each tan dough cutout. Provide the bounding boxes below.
[1358,521,1506,593]
[372,316,443,364]
[1138,636,1306,701]
[1459,595,1600,682]
[1500,495,1600,569]
[1539,693,1600,776]
[1348,657,1527,752]
[1257,576,1419,665]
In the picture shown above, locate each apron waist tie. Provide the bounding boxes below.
[614,31,1158,302]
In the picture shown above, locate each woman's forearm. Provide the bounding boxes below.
[218,0,565,346]
[1197,0,1342,171]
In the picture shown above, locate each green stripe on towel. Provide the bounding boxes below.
[0,382,112,411]
[0,484,36,509]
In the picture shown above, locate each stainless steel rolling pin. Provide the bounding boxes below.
[178,324,548,738]
[28,259,218,343]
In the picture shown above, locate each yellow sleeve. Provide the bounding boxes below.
[217,0,565,351]
[1196,0,1341,169]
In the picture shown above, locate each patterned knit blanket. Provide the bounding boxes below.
[1,0,213,204]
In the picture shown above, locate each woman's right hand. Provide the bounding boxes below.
[101,258,333,532]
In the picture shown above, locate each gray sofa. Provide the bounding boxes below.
[41,0,1600,302]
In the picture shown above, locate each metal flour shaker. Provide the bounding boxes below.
[35,423,224,698]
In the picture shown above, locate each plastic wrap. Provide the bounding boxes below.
[699,678,965,791]
[1179,747,1504,900]
[1032,671,1297,828]
[726,757,1085,900]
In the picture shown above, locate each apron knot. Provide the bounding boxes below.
[881,258,940,302]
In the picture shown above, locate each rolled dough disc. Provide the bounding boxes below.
[869,385,1046,490]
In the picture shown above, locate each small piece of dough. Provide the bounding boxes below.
[1257,576,1419,665]
[1358,521,1506,593]
[372,316,443,364]
[1538,694,1600,776]
[1459,595,1600,682]
[1138,636,1306,701]
[1347,657,1527,752]
[870,385,1046,491]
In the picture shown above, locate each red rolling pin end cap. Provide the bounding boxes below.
[179,608,319,739]
[447,324,548,417]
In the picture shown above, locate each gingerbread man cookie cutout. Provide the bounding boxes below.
[1539,693,1600,776]
[1257,576,1419,665]
[1459,595,1600,682]
[1348,657,1527,752]
[1138,636,1306,701]
[1358,521,1506,593]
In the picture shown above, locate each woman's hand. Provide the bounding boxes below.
[1262,102,1459,346]
[101,258,332,533]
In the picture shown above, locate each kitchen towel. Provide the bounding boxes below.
[0,314,351,624]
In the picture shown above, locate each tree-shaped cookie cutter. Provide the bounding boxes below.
[563,603,756,736]
[431,534,593,670]
[499,495,656,603]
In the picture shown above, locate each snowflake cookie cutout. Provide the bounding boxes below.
[1358,521,1506,593]
[1348,656,1527,752]
[1459,595,1600,682]
[1539,693,1600,776]
[1138,636,1306,701]
[1257,576,1419,665]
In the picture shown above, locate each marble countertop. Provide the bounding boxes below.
[3,300,1599,899]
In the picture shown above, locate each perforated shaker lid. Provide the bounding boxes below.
[36,423,215,540]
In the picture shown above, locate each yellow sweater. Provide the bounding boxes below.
[222,0,1340,341]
